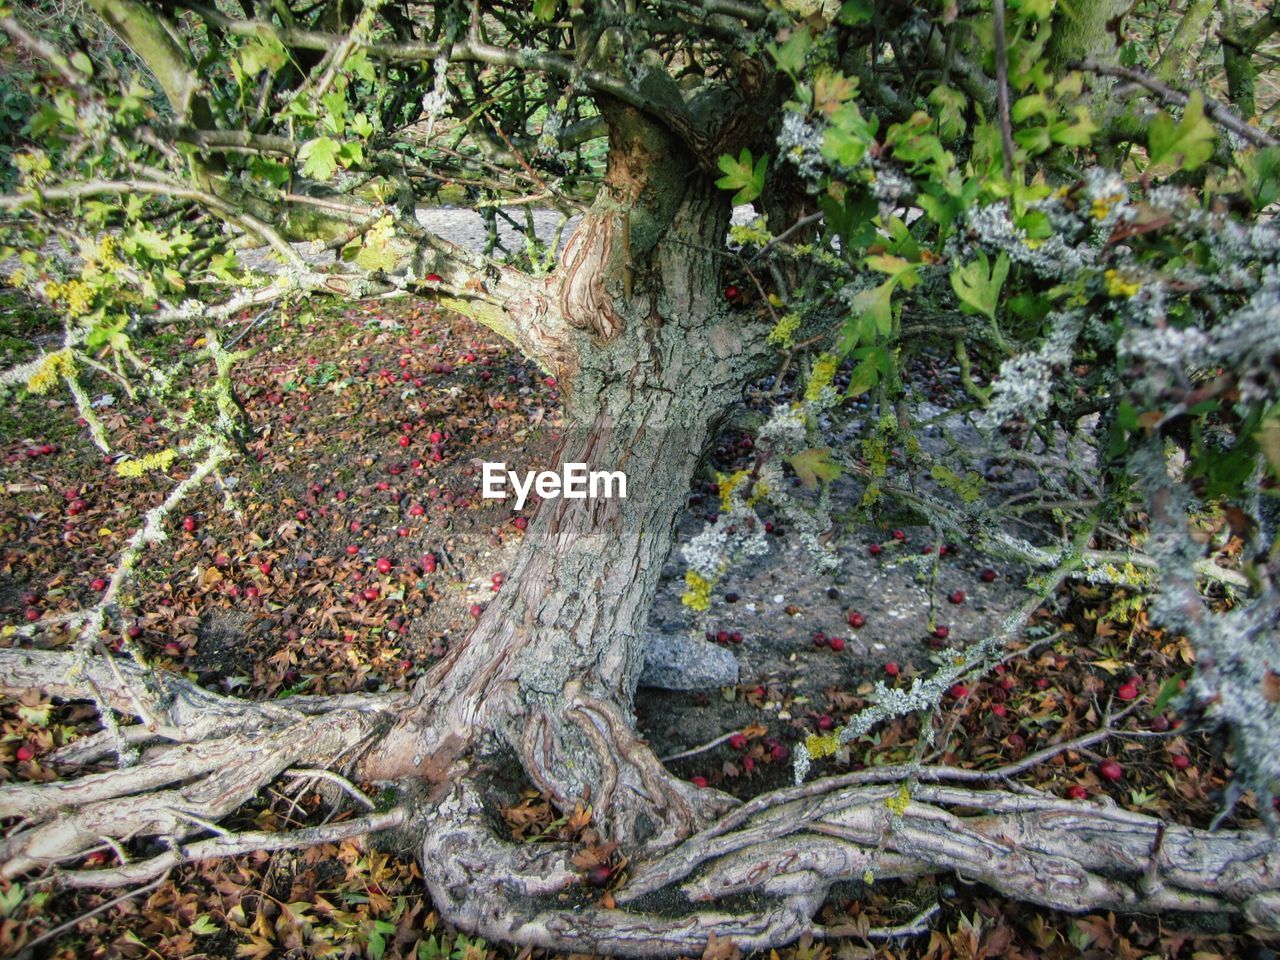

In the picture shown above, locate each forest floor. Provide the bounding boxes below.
[0,289,1272,960]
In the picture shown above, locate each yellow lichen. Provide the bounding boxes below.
[767,312,802,348]
[681,570,713,611]
[804,352,839,402]
[804,733,841,759]
[116,447,178,478]
[26,350,74,395]
[884,783,911,815]
[1104,269,1141,298]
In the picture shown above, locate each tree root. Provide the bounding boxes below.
[5,645,1279,955]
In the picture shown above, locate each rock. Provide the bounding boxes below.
[641,632,739,690]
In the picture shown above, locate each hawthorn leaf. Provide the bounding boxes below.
[1148,92,1216,174]
[950,251,1009,320]
[789,448,842,489]
[299,137,341,180]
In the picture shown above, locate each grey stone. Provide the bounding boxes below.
[640,632,739,690]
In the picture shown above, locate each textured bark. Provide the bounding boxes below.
[363,130,774,854]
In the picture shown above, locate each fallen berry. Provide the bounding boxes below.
[1098,759,1123,782]
[728,733,747,750]
[828,636,846,652]
[884,661,900,677]
[847,610,865,629]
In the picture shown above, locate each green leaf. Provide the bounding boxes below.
[838,0,873,23]
[1239,146,1280,209]
[190,914,219,936]
[845,280,894,341]
[714,148,767,205]
[238,35,287,77]
[768,28,810,77]
[346,49,376,84]
[1152,673,1187,714]
[299,137,342,180]
[533,0,557,18]
[1148,91,1216,174]
[789,448,842,489]
[950,251,1009,320]
[845,346,890,397]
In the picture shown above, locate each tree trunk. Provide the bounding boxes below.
[362,116,772,853]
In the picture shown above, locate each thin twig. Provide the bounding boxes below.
[993,0,1015,179]
[1074,58,1278,147]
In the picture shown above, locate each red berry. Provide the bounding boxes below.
[513,516,528,531]
[399,435,411,447]
[690,776,708,788]
[892,529,906,541]
[828,637,846,652]
[948,590,965,604]
[868,543,882,556]
[469,603,483,619]
[1098,759,1123,782]
[163,642,182,657]
[259,561,273,575]
[429,431,444,443]
[244,585,259,598]
[346,544,361,556]
[934,625,950,639]
[742,756,756,772]
[181,516,198,532]
[1116,683,1138,701]
[1150,715,1171,732]
[991,703,1007,718]
[730,631,743,644]
[847,610,865,629]
[585,865,613,888]
[980,568,998,582]
[296,510,309,521]
[362,587,379,601]
[426,273,443,283]
[1171,754,1191,770]
[884,661,900,677]
[376,557,393,574]
[812,633,827,648]
[950,683,969,698]
[817,714,834,731]
[91,577,107,591]
[15,744,34,762]
[771,743,789,761]
[423,554,438,572]
[24,607,40,622]
[724,284,740,302]
[728,733,747,750]
[716,630,731,644]
[1065,784,1088,800]
[409,503,426,516]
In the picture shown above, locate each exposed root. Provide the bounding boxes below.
[420,773,826,957]
[0,647,402,884]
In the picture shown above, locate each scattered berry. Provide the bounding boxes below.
[884,661,900,677]
[1098,759,1123,782]
[847,610,865,629]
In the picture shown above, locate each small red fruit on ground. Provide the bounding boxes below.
[181,516,198,532]
[892,529,906,541]
[1171,754,1191,770]
[949,683,969,698]
[1098,759,1123,781]
[91,578,107,591]
[817,714,834,731]
[884,661,900,677]
[376,557,393,574]
[728,733,747,750]
[513,516,528,530]
[690,776,708,788]
[980,568,997,582]
[1065,784,1088,800]
[469,603,483,618]
[1116,683,1138,701]
[868,543,882,556]
[828,636,846,652]
[934,625,950,639]
[991,703,1007,718]
[724,284,740,301]
[948,590,966,604]
[847,610,865,629]
[15,744,35,762]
